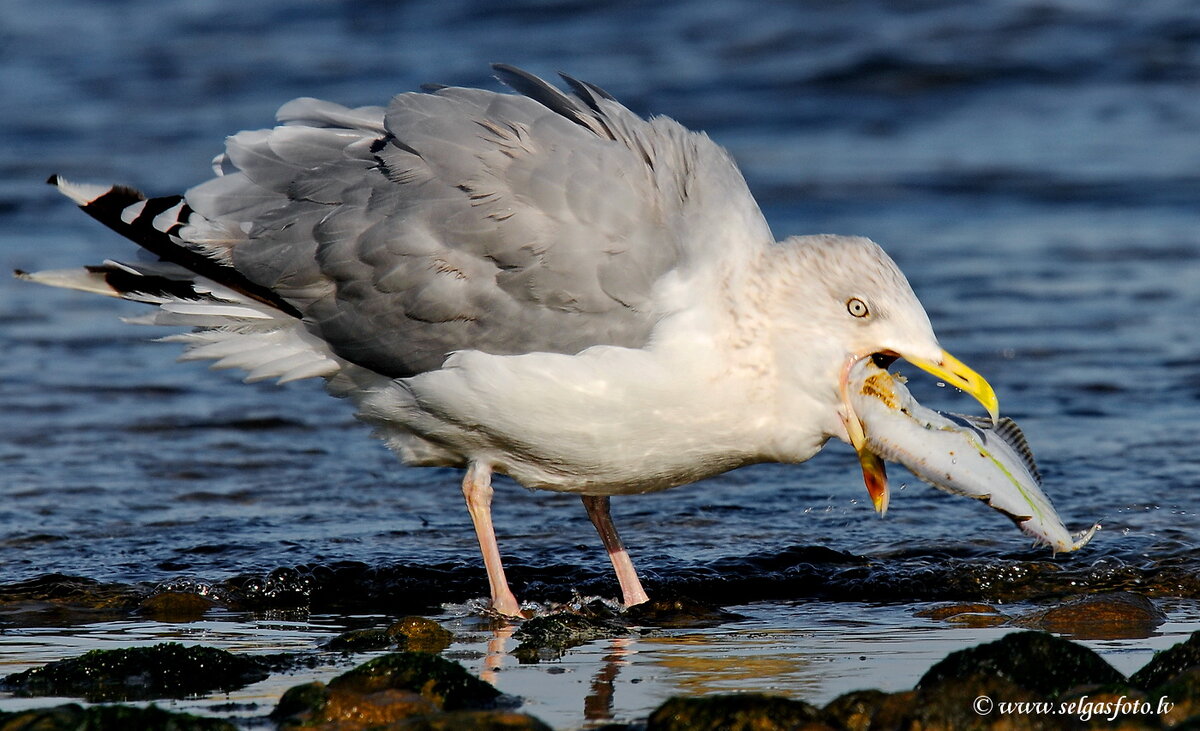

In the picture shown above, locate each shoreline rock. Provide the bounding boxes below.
[5,620,1200,729]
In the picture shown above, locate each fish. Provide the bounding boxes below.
[848,361,1099,553]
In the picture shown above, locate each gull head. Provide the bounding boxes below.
[773,235,998,513]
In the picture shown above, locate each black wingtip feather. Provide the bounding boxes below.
[491,64,591,127]
[61,181,302,319]
[559,73,603,113]
[84,264,205,302]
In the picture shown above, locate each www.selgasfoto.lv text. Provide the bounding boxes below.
[974,694,1174,721]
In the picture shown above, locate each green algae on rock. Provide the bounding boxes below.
[271,651,505,727]
[0,702,238,730]
[917,630,1125,697]
[329,652,503,710]
[1131,630,1200,690]
[270,652,546,730]
[1150,667,1200,727]
[323,616,454,653]
[512,605,629,664]
[0,642,269,702]
[386,709,556,730]
[272,682,441,729]
[623,594,745,629]
[646,693,825,730]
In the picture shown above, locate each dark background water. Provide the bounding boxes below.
[2,0,1199,630]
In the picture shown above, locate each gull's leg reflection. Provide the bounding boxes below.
[480,619,518,686]
[584,636,636,722]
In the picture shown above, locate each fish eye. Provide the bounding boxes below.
[846,297,870,318]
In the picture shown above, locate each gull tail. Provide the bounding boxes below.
[34,175,300,317]
[16,177,341,386]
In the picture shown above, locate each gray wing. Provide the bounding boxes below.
[183,66,772,377]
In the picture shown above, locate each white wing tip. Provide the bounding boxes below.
[14,266,121,297]
[47,174,115,206]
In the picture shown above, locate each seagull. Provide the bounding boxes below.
[18,65,997,616]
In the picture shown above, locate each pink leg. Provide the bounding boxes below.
[462,463,521,616]
[581,495,650,608]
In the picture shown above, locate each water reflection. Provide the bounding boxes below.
[479,619,517,686]
[459,600,1200,728]
[1,601,1198,728]
[584,637,635,723]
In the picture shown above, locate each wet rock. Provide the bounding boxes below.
[395,710,555,730]
[0,642,269,702]
[1130,629,1200,689]
[916,602,1001,620]
[822,689,890,730]
[916,602,1009,628]
[911,673,1051,730]
[270,653,526,730]
[272,681,334,722]
[139,591,216,622]
[624,594,745,629]
[325,616,455,653]
[918,631,1125,698]
[1150,666,1200,727]
[646,693,828,730]
[274,684,440,729]
[860,690,920,730]
[271,684,552,731]
[1015,592,1166,640]
[0,702,237,730]
[322,627,395,652]
[0,574,142,625]
[328,652,502,711]
[390,616,456,653]
[512,602,629,663]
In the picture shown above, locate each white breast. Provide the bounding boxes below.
[355,325,828,495]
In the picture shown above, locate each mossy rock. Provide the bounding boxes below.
[394,709,555,730]
[0,642,269,702]
[323,627,396,652]
[647,693,824,730]
[324,616,454,653]
[0,702,237,730]
[271,680,442,728]
[271,681,333,721]
[328,652,501,711]
[1149,666,1200,727]
[1131,630,1200,690]
[624,594,745,629]
[913,674,1055,730]
[138,591,217,622]
[512,609,627,663]
[1015,592,1166,640]
[822,689,891,730]
[388,616,455,652]
[918,631,1125,698]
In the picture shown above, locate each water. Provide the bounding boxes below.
[3,0,1200,727]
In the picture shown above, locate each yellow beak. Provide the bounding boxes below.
[903,349,999,425]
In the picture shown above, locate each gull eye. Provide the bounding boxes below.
[846,297,870,318]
